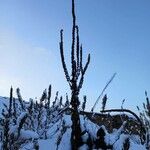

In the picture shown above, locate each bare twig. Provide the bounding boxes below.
[91,73,116,112]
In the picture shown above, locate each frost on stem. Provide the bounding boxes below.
[16,88,25,111]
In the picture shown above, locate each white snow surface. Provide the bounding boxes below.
[0,97,147,150]
[38,114,146,150]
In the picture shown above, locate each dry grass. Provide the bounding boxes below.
[83,112,142,136]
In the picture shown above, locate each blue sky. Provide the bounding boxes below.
[0,0,150,112]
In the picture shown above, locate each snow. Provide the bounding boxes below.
[39,139,56,150]
[57,128,71,150]
[20,130,39,140]
[0,97,8,116]
[9,125,39,140]
[81,116,99,140]
[0,97,148,149]
[38,115,72,150]
[130,140,146,150]
[79,144,89,150]
[63,114,72,126]
[105,122,126,145]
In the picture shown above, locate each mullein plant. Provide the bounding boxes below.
[59,0,90,149]
[0,85,65,149]
[2,87,13,150]
[1,88,31,150]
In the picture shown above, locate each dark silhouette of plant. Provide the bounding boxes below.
[2,87,13,150]
[16,88,25,111]
[65,93,70,107]
[16,112,28,139]
[137,91,150,148]
[8,87,13,118]
[47,84,52,108]
[13,97,17,124]
[33,140,39,150]
[37,90,47,135]
[1,88,29,150]
[91,73,116,112]
[123,138,130,150]
[82,95,87,112]
[95,127,107,149]
[102,94,107,111]
[2,113,9,150]
[59,0,90,149]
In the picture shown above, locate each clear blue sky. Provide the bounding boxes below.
[0,0,150,112]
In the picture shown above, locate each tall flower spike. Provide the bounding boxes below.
[60,29,71,85]
[59,0,91,149]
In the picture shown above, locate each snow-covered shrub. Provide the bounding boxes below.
[137,91,150,148]
[0,88,40,150]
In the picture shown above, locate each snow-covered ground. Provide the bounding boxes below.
[0,96,147,150]
[37,114,146,150]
